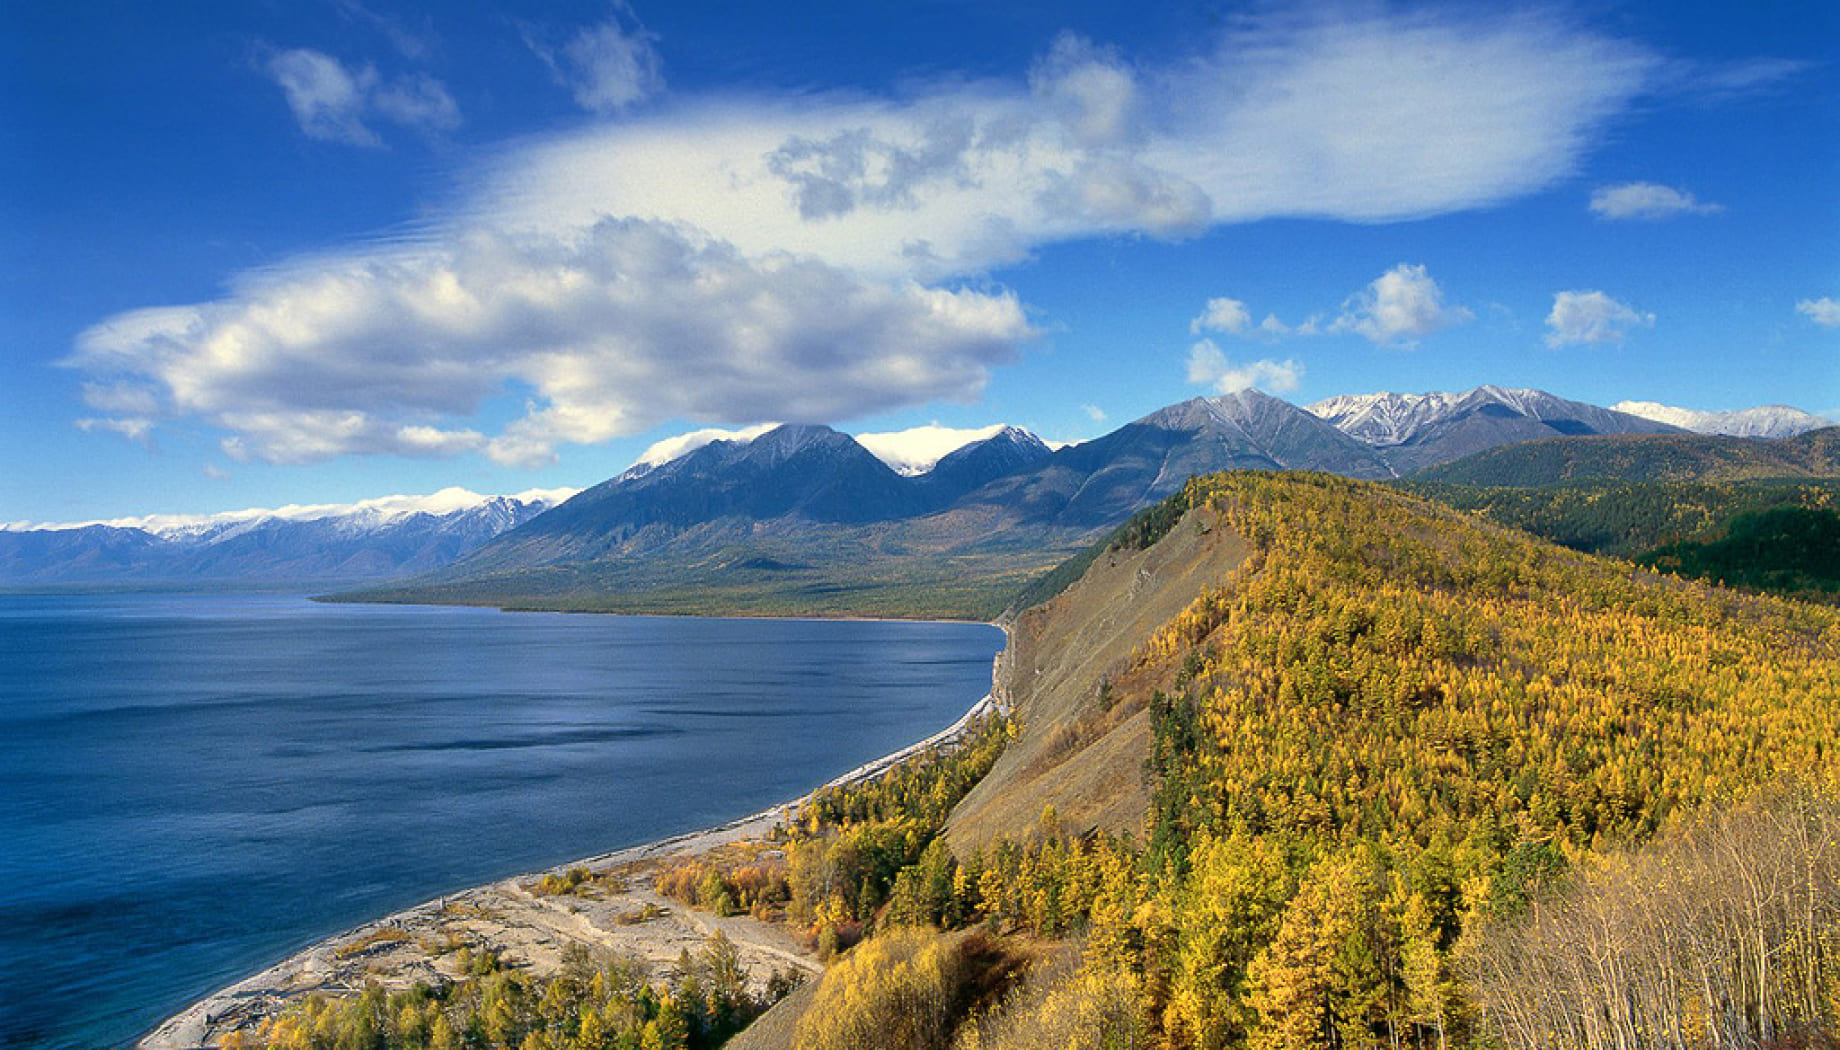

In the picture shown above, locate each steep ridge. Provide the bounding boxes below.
[947,499,1251,852]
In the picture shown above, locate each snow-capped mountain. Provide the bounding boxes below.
[0,487,575,586]
[1307,385,1682,474]
[1610,401,1834,439]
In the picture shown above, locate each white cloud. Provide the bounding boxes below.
[483,10,1655,276]
[1544,290,1655,347]
[1589,181,1722,220]
[81,11,1658,468]
[1186,339,1302,394]
[1797,297,1840,328]
[854,423,1009,475]
[629,423,779,471]
[72,220,1033,467]
[1190,297,1253,335]
[264,48,458,146]
[1081,403,1107,423]
[530,11,663,114]
[1332,264,1473,346]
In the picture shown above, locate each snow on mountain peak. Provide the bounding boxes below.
[1610,401,1833,438]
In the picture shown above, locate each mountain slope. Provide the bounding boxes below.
[1309,385,1682,474]
[954,390,1393,528]
[1414,426,1840,485]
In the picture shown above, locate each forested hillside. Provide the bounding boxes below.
[781,472,1840,1050]
[1403,478,1840,558]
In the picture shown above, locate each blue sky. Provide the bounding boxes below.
[3,0,1836,523]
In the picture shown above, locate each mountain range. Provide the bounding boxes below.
[6,386,1833,608]
[0,488,570,588]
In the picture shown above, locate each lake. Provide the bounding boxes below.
[0,593,1004,1050]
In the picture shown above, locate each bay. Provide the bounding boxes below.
[0,593,1003,1050]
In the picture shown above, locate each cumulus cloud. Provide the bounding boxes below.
[79,10,1661,467]
[1589,181,1722,220]
[265,48,459,146]
[1544,290,1655,347]
[1190,297,1253,335]
[1797,297,1840,328]
[629,423,779,472]
[1186,339,1302,394]
[854,423,1009,475]
[529,10,663,114]
[72,220,1032,466]
[1332,264,1473,346]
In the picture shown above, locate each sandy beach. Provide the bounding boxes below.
[137,693,998,1050]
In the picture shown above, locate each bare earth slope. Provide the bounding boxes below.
[946,505,1249,854]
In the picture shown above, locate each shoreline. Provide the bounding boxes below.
[136,688,1002,1050]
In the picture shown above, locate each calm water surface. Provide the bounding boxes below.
[0,593,1003,1050]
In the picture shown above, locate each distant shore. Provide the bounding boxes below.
[137,687,1001,1050]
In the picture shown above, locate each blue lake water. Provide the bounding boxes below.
[0,593,1004,1050]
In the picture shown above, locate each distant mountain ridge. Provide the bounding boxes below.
[1610,400,1834,439]
[0,488,571,587]
[366,385,1752,615]
[1307,385,1682,474]
[10,385,1829,605]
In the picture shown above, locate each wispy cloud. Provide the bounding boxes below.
[1545,290,1655,347]
[1797,297,1840,328]
[527,7,664,114]
[1590,181,1722,220]
[1186,340,1302,394]
[76,416,155,447]
[264,48,459,146]
[82,10,1658,466]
